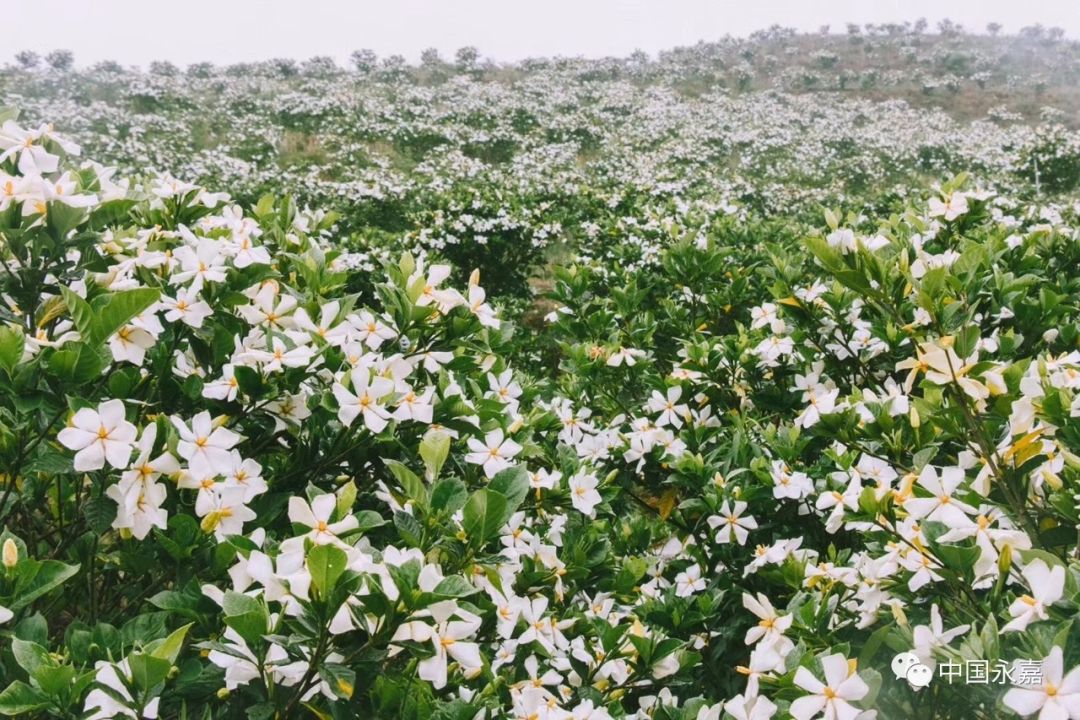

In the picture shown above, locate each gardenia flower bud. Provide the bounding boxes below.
[2,539,17,568]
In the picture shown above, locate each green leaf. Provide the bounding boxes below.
[128,652,171,691]
[83,496,118,534]
[45,203,88,242]
[858,624,894,668]
[148,589,202,621]
[430,576,478,599]
[11,639,51,678]
[60,286,95,341]
[614,557,648,594]
[221,592,268,644]
[384,460,426,507]
[11,560,80,610]
[857,487,878,515]
[394,511,423,547]
[33,665,75,697]
[0,681,50,716]
[489,465,529,517]
[307,544,348,598]
[0,324,24,375]
[47,342,105,384]
[355,510,387,533]
[462,489,508,546]
[955,325,981,359]
[430,478,467,514]
[233,365,262,398]
[933,542,980,574]
[148,622,193,663]
[419,432,451,481]
[336,480,358,518]
[89,288,161,344]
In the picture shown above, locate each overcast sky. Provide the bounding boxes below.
[8,0,1079,67]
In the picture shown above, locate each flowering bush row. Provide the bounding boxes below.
[4,30,1079,304]
[0,86,1079,720]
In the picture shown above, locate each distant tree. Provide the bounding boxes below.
[818,25,830,35]
[14,51,40,69]
[302,56,338,77]
[149,60,179,76]
[1019,24,1046,40]
[1048,27,1066,41]
[937,19,963,36]
[45,50,74,71]
[379,55,408,81]
[986,23,1002,37]
[420,48,442,68]
[186,62,215,79]
[270,58,299,78]
[350,49,377,73]
[455,46,480,72]
[846,23,861,35]
[92,60,124,74]
[913,18,928,34]
[225,62,254,77]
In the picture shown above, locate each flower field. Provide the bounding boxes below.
[1,23,1080,720]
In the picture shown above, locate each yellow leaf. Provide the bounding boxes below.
[658,489,678,520]
[336,676,355,699]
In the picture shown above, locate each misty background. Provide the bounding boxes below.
[8,0,1079,67]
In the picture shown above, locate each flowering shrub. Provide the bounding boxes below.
[5,28,1079,305]
[0,68,1079,720]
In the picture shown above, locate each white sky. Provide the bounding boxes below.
[8,0,1080,67]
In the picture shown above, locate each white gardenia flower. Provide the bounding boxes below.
[332,367,395,432]
[161,287,213,328]
[108,425,179,539]
[1003,646,1080,720]
[568,471,602,518]
[723,693,778,720]
[742,592,793,647]
[203,364,240,402]
[487,369,522,411]
[795,386,840,429]
[391,604,483,689]
[108,323,157,366]
[708,501,758,545]
[172,411,242,481]
[171,236,227,291]
[929,192,969,221]
[607,346,646,367]
[912,604,969,670]
[200,486,256,540]
[83,659,159,720]
[286,494,359,547]
[675,563,706,597]
[790,653,869,720]
[465,429,522,479]
[529,468,562,492]
[903,466,977,528]
[771,460,814,500]
[466,284,500,329]
[751,302,786,334]
[58,399,138,471]
[646,386,690,428]
[295,300,350,346]
[1003,559,1065,633]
